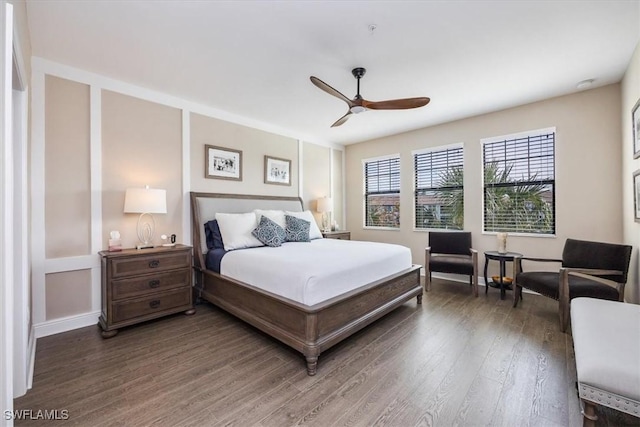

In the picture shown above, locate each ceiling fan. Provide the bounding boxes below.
[310,67,430,128]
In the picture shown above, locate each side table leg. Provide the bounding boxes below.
[499,260,506,300]
[484,257,489,295]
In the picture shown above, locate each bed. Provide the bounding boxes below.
[190,192,422,375]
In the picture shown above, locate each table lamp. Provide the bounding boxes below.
[124,186,167,249]
[316,196,333,233]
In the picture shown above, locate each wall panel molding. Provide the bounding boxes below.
[29,54,347,338]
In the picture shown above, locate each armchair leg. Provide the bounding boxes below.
[559,300,569,333]
[472,274,478,298]
[512,284,521,308]
[559,269,570,332]
[425,271,432,292]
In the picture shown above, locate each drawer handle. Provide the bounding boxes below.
[149,300,161,309]
[148,280,160,288]
[149,260,160,268]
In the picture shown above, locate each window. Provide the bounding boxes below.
[482,128,555,234]
[414,144,464,230]
[364,155,400,228]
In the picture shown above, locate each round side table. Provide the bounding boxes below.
[484,251,523,300]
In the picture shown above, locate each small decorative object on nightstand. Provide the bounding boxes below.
[98,244,195,338]
[322,231,350,240]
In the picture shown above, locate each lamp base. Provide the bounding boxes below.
[136,244,154,250]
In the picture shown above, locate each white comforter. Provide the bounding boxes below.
[220,238,413,306]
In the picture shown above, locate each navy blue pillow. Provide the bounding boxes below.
[204,220,224,250]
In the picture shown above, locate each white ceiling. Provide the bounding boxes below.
[26,1,640,146]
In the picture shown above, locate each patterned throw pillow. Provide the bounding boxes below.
[252,215,286,247]
[285,214,311,242]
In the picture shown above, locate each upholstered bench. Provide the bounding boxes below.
[571,297,640,426]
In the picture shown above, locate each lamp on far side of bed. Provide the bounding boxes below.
[124,186,167,250]
[316,196,333,233]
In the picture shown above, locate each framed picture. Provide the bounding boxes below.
[205,145,242,181]
[634,169,640,222]
[634,98,640,159]
[264,155,291,186]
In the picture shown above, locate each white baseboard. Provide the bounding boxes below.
[420,268,490,287]
[27,326,36,390]
[34,311,100,339]
[423,270,537,295]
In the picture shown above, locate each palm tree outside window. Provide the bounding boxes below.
[482,128,556,235]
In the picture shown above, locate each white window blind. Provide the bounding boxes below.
[364,156,400,228]
[414,145,464,229]
[482,130,555,234]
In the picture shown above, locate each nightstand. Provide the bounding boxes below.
[322,231,351,240]
[98,244,195,338]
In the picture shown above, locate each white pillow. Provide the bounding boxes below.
[285,210,323,240]
[215,212,264,251]
[253,209,286,229]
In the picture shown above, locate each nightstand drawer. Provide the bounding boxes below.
[112,268,191,301]
[111,288,191,323]
[322,231,350,240]
[110,251,190,278]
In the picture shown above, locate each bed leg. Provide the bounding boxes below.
[581,400,597,427]
[417,293,423,304]
[305,356,318,376]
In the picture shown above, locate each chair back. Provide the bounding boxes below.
[429,231,472,255]
[562,238,632,284]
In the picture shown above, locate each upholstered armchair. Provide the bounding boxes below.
[513,238,632,332]
[425,231,478,297]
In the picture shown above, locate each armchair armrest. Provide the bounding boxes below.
[514,255,562,276]
[517,256,563,263]
[562,267,623,276]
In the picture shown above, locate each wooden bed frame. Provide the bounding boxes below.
[190,192,423,375]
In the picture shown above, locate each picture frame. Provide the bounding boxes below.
[264,155,291,186]
[634,98,640,159]
[634,169,640,222]
[205,145,242,181]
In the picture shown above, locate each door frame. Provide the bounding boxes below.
[11,18,29,398]
[0,1,15,424]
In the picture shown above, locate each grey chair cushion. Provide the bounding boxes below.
[429,254,474,275]
[517,271,619,301]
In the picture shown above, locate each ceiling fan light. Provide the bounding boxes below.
[350,105,367,114]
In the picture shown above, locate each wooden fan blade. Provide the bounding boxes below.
[331,111,352,127]
[363,97,430,110]
[310,76,354,107]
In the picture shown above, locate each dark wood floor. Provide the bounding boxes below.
[14,279,639,426]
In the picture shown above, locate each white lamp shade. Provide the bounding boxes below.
[123,188,167,214]
[316,197,333,213]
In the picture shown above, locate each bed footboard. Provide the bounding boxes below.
[197,264,422,375]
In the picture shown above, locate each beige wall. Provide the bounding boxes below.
[302,141,331,225]
[37,78,341,326]
[190,112,298,197]
[332,149,344,229]
[622,41,640,304]
[346,84,623,283]
[45,270,92,320]
[102,91,183,249]
[44,76,91,258]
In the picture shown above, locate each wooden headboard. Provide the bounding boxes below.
[190,192,304,269]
